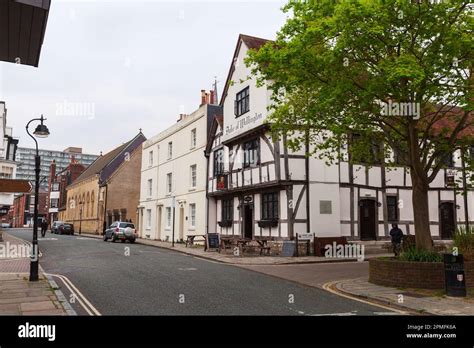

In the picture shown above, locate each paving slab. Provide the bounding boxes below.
[332,277,474,315]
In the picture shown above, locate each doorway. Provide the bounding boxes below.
[179,206,184,241]
[440,202,455,239]
[157,206,162,240]
[359,199,377,240]
[243,204,253,239]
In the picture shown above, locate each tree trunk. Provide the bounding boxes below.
[410,171,433,251]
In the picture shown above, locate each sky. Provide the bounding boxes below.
[0,0,287,155]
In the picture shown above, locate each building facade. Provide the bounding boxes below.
[11,191,48,228]
[61,132,145,234]
[0,101,19,223]
[138,91,222,241]
[16,146,98,190]
[47,157,86,224]
[206,34,474,241]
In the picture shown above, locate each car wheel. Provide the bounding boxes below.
[112,236,116,243]
[103,235,108,241]
[130,238,136,244]
[121,239,125,243]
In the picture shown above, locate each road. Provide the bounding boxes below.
[7,228,389,316]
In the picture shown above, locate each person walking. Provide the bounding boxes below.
[389,223,404,256]
[40,219,48,237]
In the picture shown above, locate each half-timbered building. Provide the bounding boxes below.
[206,34,473,242]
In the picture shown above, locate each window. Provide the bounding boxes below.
[190,128,196,149]
[221,198,233,222]
[147,179,153,197]
[387,196,398,221]
[166,207,172,228]
[350,134,382,164]
[149,151,153,167]
[243,139,259,168]
[167,142,173,159]
[50,199,59,209]
[146,209,152,229]
[443,152,455,168]
[213,149,224,176]
[234,87,250,117]
[470,145,474,162]
[120,222,135,229]
[166,173,172,194]
[319,200,332,214]
[262,192,279,220]
[189,203,196,228]
[190,165,197,188]
[52,182,60,191]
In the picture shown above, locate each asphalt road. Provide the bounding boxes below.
[8,228,387,316]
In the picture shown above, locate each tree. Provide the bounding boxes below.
[247,0,473,250]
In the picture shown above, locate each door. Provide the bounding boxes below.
[243,204,253,239]
[440,202,455,239]
[179,207,184,241]
[359,199,377,240]
[157,206,162,240]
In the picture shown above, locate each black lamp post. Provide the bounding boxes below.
[79,201,83,235]
[25,115,49,282]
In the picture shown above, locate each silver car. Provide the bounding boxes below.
[103,221,137,243]
[51,221,64,234]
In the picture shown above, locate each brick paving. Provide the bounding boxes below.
[0,232,68,315]
[332,277,474,315]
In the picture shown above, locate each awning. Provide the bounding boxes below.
[0,0,51,67]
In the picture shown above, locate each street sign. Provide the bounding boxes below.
[297,232,314,241]
[0,179,32,193]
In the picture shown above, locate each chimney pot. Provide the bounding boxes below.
[201,90,206,106]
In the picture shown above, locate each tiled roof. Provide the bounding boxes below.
[73,142,129,184]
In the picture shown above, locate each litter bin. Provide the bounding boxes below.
[443,253,466,297]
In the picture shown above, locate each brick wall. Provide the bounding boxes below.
[106,146,142,228]
[369,258,474,290]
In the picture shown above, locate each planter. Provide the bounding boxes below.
[257,219,278,228]
[369,258,474,290]
[218,220,232,228]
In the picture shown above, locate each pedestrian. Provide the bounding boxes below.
[40,219,48,237]
[389,223,404,256]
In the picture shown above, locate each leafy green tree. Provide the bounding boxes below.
[248,0,473,250]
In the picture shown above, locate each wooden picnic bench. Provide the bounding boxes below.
[256,239,271,255]
[185,234,206,248]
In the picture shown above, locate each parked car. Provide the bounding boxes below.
[1,222,10,228]
[103,222,137,243]
[51,221,64,234]
[57,223,74,235]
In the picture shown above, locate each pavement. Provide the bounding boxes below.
[79,232,393,265]
[5,228,392,315]
[328,277,474,315]
[0,230,72,315]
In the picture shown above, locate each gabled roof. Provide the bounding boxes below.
[72,132,146,186]
[220,34,270,107]
[205,115,224,155]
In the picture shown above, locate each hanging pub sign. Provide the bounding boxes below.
[445,170,455,188]
[216,175,228,190]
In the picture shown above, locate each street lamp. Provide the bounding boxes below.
[79,201,83,235]
[25,115,50,282]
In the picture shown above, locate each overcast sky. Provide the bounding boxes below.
[1,0,287,155]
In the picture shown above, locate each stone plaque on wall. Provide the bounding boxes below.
[320,200,332,214]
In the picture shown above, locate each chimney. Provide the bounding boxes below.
[210,90,215,105]
[205,92,210,105]
[201,90,206,106]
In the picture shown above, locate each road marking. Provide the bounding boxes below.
[178,267,197,271]
[38,238,58,241]
[45,273,101,316]
[374,311,405,316]
[322,281,407,314]
[310,312,358,316]
[76,237,97,240]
